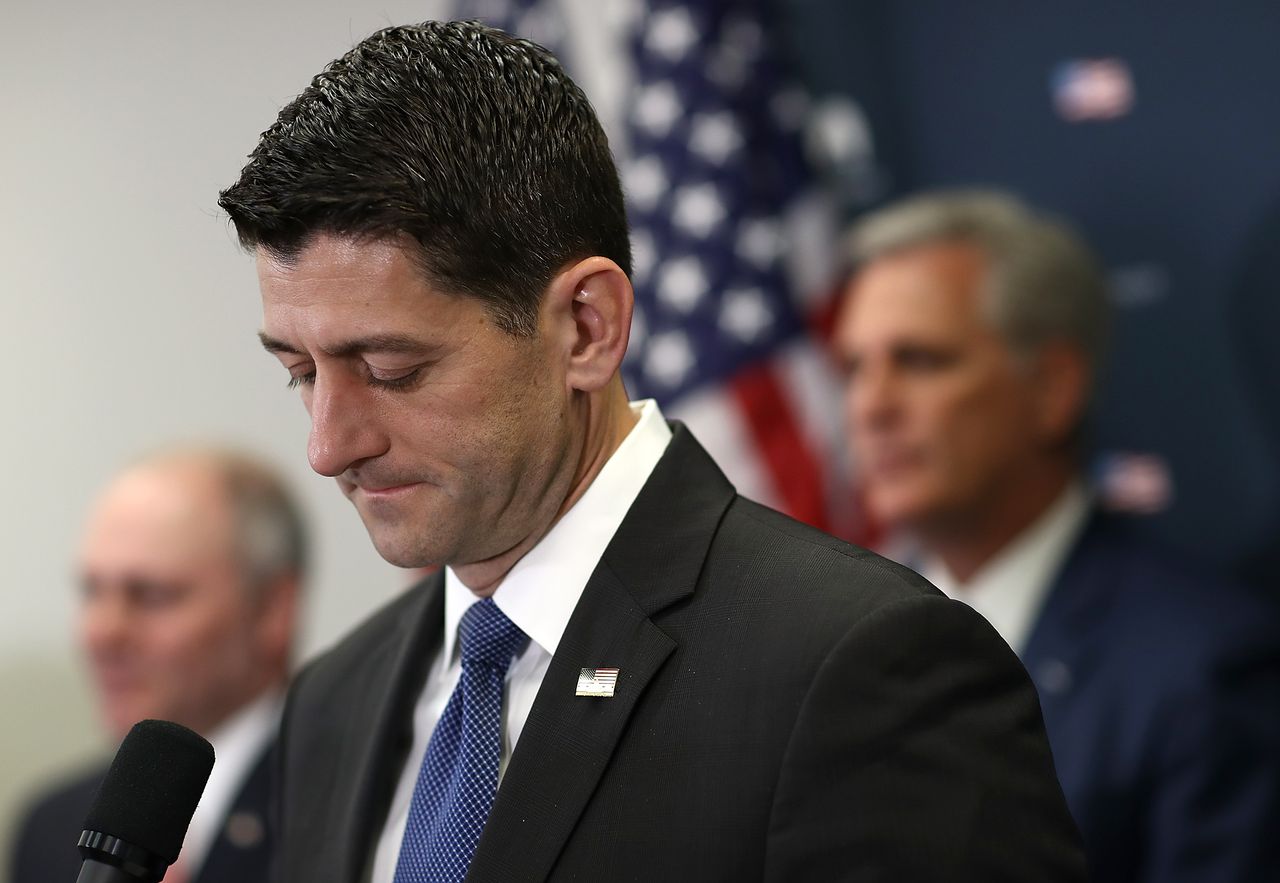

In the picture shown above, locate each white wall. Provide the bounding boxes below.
[0,0,451,861]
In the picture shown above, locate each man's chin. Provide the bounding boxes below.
[366,529,445,570]
[866,483,937,531]
[102,703,148,741]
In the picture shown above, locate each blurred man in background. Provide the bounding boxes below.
[835,189,1280,882]
[8,448,305,883]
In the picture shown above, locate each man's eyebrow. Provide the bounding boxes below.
[259,332,302,355]
[258,332,436,358]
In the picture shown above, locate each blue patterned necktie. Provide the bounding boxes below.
[393,597,529,883]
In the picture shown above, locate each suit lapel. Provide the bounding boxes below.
[467,570,676,883]
[194,744,274,883]
[339,574,446,882]
[1021,512,1122,711]
[466,424,736,882]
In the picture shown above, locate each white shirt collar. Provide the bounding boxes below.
[180,690,282,872]
[441,399,672,660]
[923,482,1091,655]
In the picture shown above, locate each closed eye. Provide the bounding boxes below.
[281,360,432,392]
[894,345,958,372]
[368,368,424,391]
[838,354,862,379]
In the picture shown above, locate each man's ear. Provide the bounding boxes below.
[544,256,633,393]
[1032,341,1091,448]
[254,573,300,670]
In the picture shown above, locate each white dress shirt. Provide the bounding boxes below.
[178,690,283,876]
[922,483,1091,656]
[369,400,672,883]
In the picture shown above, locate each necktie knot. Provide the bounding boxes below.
[459,598,527,671]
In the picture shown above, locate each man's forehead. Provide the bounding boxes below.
[84,465,233,555]
[256,241,492,358]
[845,246,991,332]
[863,240,986,292]
[255,233,413,286]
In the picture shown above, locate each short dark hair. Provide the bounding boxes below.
[218,20,631,336]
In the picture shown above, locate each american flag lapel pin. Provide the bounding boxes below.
[576,667,619,698]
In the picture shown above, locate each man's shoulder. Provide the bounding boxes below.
[9,760,108,880]
[716,494,941,604]
[1056,513,1280,666]
[625,428,957,650]
[661,492,973,670]
[15,760,106,828]
[1086,515,1268,609]
[287,574,439,716]
[306,576,436,663]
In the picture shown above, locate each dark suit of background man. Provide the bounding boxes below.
[8,448,305,883]
[834,189,1280,883]
[217,21,1085,882]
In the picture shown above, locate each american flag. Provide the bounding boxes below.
[459,0,864,541]
[575,667,620,698]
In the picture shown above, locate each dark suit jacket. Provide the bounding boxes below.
[1023,513,1280,882]
[8,741,276,883]
[278,425,1085,881]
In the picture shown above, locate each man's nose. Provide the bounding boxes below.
[307,374,388,477]
[81,590,129,655]
[848,361,900,429]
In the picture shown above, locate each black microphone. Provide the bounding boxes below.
[76,720,215,882]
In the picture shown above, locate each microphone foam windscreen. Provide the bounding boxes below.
[82,719,215,864]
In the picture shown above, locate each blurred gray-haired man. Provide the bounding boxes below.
[835,189,1280,883]
[9,447,306,883]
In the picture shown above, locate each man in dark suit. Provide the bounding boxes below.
[835,189,1280,881]
[8,448,305,883]
[218,22,1085,881]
